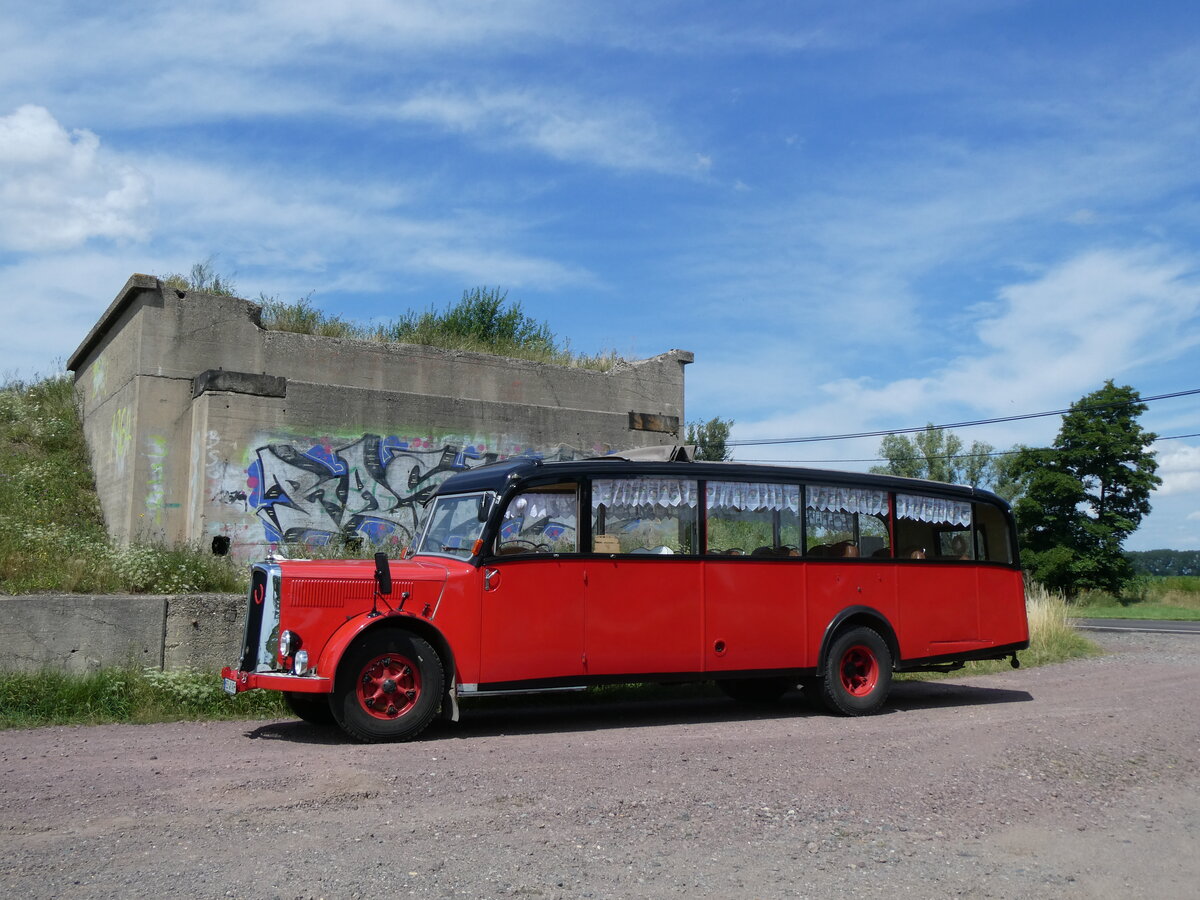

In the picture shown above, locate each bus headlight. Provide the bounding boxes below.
[279,630,301,658]
[293,650,310,676]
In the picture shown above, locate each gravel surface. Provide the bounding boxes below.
[1,631,1197,899]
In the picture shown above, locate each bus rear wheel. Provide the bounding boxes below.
[334,630,443,742]
[819,626,892,716]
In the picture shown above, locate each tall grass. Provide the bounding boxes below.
[258,286,624,371]
[0,374,245,594]
[1020,582,1100,666]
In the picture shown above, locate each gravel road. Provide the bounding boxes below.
[2,630,1197,899]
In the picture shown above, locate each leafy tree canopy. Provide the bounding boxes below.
[869,425,996,488]
[1127,549,1200,577]
[1012,380,1161,595]
[686,417,733,461]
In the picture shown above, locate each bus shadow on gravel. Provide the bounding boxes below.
[242,680,1032,743]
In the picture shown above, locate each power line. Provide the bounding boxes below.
[735,431,1200,465]
[727,387,1200,448]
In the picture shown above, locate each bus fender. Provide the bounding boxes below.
[816,606,900,672]
[317,612,458,716]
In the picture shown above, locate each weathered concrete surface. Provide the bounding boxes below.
[0,594,243,673]
[161,594,244,670]
[67,275,692,560]
[0,594,167,672]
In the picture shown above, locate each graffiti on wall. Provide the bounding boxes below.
[235,433,577,548]
[110,406,132,475]
[145,435,168,526]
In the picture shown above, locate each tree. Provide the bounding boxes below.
[870,425,996,487]
[1012,381,1161,595]
[686,417,733,461]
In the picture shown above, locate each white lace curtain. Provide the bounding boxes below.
[592,478,699,513]
[806,485,889,517]
[896,493,971,527]
[706,481,800,514]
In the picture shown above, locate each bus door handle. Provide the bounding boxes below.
[484,568,500,591]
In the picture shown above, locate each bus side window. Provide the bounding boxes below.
[895,493,972,562]
[804,485,889,559]
[591,477,699,555]
[497,483,579,555]
[705,481,800,557]
[973,501,1014,564]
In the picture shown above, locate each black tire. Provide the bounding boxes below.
[819,626,893,716]
[334,629,444,743]
[283,691,336,727]
[716,675,794,703]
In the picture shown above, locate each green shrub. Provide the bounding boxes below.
[0,375,246,594]
[0,666,286,729]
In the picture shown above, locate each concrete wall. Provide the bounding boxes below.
[68,275,692,560]
[0,594,243,672]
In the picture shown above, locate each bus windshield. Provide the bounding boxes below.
[416,492,496,559]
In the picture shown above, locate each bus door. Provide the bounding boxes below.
[893,499,981,654]
[704,558,805,671]
[703,481,807,671]
[479,484,586,685]
[585,476,704,676]
[583,557,703,676]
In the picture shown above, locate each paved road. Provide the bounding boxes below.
[1073,617,1200,634]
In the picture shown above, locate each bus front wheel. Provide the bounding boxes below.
[819,626,892,716]
[334,630,444,742]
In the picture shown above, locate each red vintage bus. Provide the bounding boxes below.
[222,454,1028,741]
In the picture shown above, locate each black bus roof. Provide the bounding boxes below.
[432,455,1011,508]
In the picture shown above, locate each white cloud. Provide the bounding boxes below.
[1155,442,1200,498]
[0,106,151,251]
[391,87,698,174]
[728,247,1200,453]
[0,250,151,378]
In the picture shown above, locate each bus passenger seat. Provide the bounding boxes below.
[593,534,620,553]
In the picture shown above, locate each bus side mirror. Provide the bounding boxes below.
[478,495,494,522]
[374,552,392,596]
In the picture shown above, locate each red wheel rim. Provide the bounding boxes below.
[356,653,421,720]
[839,644,879,697]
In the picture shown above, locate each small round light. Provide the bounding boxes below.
[293,650,310,676]
[279,630,300,658]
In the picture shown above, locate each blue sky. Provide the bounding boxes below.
[1,1,1198,550]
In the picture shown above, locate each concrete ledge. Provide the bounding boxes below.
[0,594,244,674]
[193,369,287,399]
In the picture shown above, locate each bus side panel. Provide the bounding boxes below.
[976,567,1029,648]
[429,570,486,685]
[583,558,703,676]
[702,560,806,672]
[895,565,980,657]
[804,563,898,666]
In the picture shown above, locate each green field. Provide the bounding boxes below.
[1069,576,1200,621]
